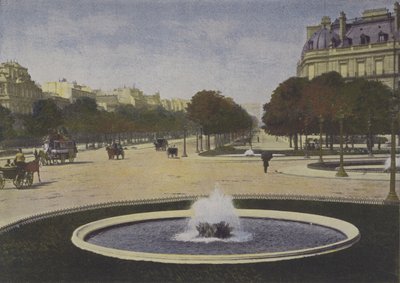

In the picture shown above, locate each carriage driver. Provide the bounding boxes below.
[15,148,26,167]
[14,148,26,174]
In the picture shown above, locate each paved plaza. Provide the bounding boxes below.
[0,133,398,228]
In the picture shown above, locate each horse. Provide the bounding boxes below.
[38,150,53,165]
[24,157,41,183]
[167,147,178,158]
[106,146,124,160]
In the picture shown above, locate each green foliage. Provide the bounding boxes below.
[263,72,393,137]
[262,77,309,136]
[0,105,15,141]
[24,99,63,137]
[187,90,252,135]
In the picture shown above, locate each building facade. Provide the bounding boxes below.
[42,79,96,102]
[0,61,43,114]
[297,3,400,90]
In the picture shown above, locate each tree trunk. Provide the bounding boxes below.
[293,133,299,151]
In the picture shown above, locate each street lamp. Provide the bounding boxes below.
[318,115,324,163]
[367,114,373,157]
[387,100,399,201]
[386,36,399,202]
[182,126,188,157]
[336,110,348,177]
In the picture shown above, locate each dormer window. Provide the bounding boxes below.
[378,31,388,42]
[347,37,353,46]
[308,40,313,49]
[360,34,370,45]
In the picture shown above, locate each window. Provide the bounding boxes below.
[375,60,383,75]
[360,34,370,45]
[357,62,365,76]
[340,64,348,77]
[378,32,388,42]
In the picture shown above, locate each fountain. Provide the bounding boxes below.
[243,148,255,156]
[384,156,400,172]
[72,187,360,264]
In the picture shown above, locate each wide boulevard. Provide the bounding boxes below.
[0,133,397,227]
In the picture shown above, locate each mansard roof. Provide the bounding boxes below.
[302,7,399,57]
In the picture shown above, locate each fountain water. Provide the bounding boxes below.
[243,149,255,156]
[384,156,400,171]
[174,187,252,242]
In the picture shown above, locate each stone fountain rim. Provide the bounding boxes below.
[71,209,360,264]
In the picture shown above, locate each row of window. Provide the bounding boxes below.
[308,60,388,79]
[308,32,389,49]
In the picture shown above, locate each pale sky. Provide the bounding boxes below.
[0,0,395,104]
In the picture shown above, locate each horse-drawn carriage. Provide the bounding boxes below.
[0,159,40,189]
[106,144,124,160]
[41,139,77,165]
[154,138,168,151]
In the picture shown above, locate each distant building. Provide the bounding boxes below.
[298,3,400,90]
[0,61,43,114]
[161,98,189,112]
[42,79,96,102]
[95,90,120,112]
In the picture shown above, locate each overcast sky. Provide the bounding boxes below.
[0,0,395,104]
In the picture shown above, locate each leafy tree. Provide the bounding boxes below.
[262,77,309,149]
[0,105,15,141]
[62,97,100,137]
[187,90,252,135]
[25,99,63,137]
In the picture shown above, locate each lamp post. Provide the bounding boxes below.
[336,110,348,177]
[367,114,373,157]
[318,115,324,163]
[387,100,399,201]
[386,36,399,202]
[182,126,188,157]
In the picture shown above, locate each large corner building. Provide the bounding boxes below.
[297,3,400,90]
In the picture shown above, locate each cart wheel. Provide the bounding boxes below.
[0,176,5,190]
[25,172,34,187]
[69,157,74,163]
[60,155,66,164]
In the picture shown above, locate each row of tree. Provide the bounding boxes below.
[262,72,395,150]
[186,90,255,148]
[0,90,254,148]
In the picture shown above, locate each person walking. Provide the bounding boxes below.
[261,151,273,173]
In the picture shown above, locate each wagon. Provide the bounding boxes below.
[0,166,33,189]
[154,138,168,151]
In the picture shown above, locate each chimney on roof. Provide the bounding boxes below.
[339,11,346,41]
[395,2,400,32]
[321,16,331,29]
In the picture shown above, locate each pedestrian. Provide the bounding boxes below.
[261,151,273,173]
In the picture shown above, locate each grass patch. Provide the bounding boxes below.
[0,199,398,282]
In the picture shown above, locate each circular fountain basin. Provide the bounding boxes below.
[71,209,360,264]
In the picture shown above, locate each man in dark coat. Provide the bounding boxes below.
[261,152,273,173]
